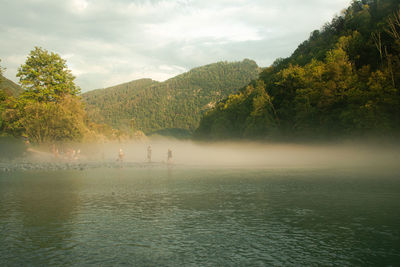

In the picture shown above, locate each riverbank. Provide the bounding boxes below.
[0,160,167,172]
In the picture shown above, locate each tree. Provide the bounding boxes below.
[244,81,279,138]
[2,47,91,143]
[17,96,88,143]
[17,47,80,103]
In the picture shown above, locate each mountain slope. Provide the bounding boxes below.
[82,59,260,134]
[195,0,400,140]
[82,78,158,127]
[0,75,23,97]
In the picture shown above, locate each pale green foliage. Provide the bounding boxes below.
[17,47,80,102]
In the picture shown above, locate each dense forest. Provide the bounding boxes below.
[195,0,400,140]
[82,59,259,135]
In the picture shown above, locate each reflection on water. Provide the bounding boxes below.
[1,167,400,266]
[0,172,80,266]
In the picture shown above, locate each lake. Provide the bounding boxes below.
[1,165,399,266]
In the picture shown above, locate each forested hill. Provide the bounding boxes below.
[195,0,400,140]
[82,59,260,134]
[0,75,23,97]
[82,78,158,127]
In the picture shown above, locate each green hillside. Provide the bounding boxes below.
[0,74,23,97]
[82,59,260,134]
[195,0,400,140]
[82,78,158,129]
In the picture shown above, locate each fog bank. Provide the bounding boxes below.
[1,137,397,169]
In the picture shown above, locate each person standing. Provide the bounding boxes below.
[118,148,124,162]
[147,145,152,163]
[167,149,172,164]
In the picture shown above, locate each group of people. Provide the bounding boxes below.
[22,140,172,164]
[118,146,173,164]
[51,144,81,161]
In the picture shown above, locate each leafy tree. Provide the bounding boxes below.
[17,47,80,103]
[2,48,93,143]
[195,80,278,139]
[243,81,279,138]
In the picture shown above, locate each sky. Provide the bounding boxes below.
[0,0,351,92]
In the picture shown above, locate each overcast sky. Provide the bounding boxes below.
[0,0,350,92]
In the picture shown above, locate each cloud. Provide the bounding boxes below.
[0,0,351,92]
[71,0,88,13]
[143,7,263,43]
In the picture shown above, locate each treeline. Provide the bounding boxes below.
[195,0,400,140]
[82,59,260,134]
[0,48,129,143]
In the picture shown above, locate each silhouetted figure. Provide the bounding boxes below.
[167,149,172,164]
[147,145,152,163]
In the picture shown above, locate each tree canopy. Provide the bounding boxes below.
[17,47,80,103]
[1,48,97,143]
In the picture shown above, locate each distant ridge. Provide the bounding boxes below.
[0,75,23,97]
[82,59,260,134]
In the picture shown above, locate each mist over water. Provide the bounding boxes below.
[2,137,400,171]
[141,139,400,169]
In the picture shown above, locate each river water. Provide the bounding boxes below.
[1,166,399,266]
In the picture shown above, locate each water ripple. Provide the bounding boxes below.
[1,168,400,266]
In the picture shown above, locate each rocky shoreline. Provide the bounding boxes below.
[0,160,167,172]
